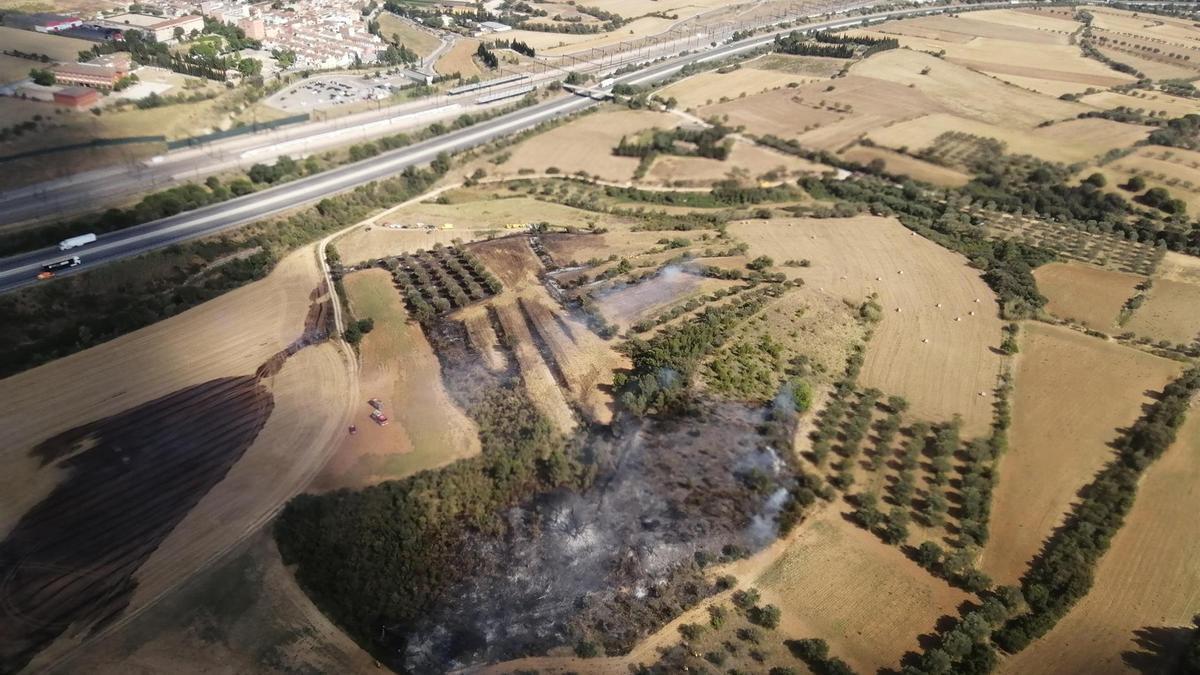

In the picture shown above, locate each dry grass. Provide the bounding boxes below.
[756,507,972,674]
[1123,279,1200,346]
[59,531,377,675]
[376,13,442,58]
[644,141,823,185]
[494,297,577,432]
[753,52,850,77]
[0,26,93,62]
[1033,261,1144,331]
[658,66,808,109]
[869,114,1150,165]
[435,38,482,78]
[1155,251,1200,284]
[314,268,480,491]
[981,322,1182,585]
[731,216,1004,437]
[498,108,673,181]
[999,410,1200,675]
[840,144,970,187]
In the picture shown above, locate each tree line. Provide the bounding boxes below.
[995,367,1200,652]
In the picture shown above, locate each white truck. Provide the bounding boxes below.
[600,77,615,89]
[59,233,97,251]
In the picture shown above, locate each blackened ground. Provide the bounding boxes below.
[0,375,274,673]
[399,402,795,672]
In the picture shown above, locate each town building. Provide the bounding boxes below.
[99,13,204,42]
[52,62,122,89]
[53,86,100,108]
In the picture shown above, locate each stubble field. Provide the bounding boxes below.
[1033,261,1144,331]
[731,216,1003,437]
[981,322,1182,586]
[999,410,1200,675]
[0,248,355,671]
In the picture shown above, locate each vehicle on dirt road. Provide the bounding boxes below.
[370,410,389,426]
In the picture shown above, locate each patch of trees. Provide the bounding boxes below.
[614,288,782,416]
[786,638,857,675]
[813,30,898,55]
[28,68,55,85]
[476,42,499,69]
[275,387,584,663]
[492,38,536,57]
[994,367,1200,653]
[382,244,501,322]
[380,42,418,65]
[614,124,733,160]
[343,317,375,344]
[774,32,855,59]
[0,164,443,379]
[1147,113,1200,151]
[900,588,1024,675]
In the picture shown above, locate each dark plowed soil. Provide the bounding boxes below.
[0,375,276,673]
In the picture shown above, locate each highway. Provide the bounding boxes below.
[0,0,1039,294]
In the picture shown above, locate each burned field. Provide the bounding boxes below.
[402,403,797,671]
[276,225,828,672]
[0,293,335,673]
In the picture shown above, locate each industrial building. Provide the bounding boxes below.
[98,13,204,42]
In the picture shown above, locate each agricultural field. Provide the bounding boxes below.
[1033,261,1144,331]
[434,37,482,78]
[999,410,1200,675]
[840,144,971,186]
[496,108,674,182]
[986,213,1163,275]
[657,64,811,109]
[49,531,379,675]
[730,216,1003,437]
[0,248,354,671]
[981,322,1182,585]
[756,508,972,673]
[0,26,93,62]
[856,10,1137,97]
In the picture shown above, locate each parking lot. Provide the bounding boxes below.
[266,73,418,113]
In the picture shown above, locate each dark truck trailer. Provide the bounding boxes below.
[38,256,82,279]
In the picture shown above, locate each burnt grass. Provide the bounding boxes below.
[405,318,796,672]
[0,294,331,673]
[0,374,274,673]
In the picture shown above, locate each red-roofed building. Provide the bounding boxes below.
[53,86,100,108]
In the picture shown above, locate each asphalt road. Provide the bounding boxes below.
[0,0,1038,294]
